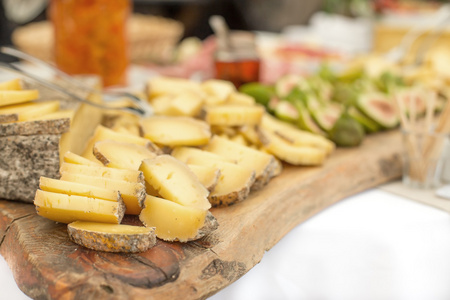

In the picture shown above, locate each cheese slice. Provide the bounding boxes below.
[60,162,144,183]
[187,164,221,192]
[139,195,210,242]
[93,140,158,170]
[63,151,102,166]
[205,104,264,126]
[59,173,145,215]
[204,135,275,190]
[140,116,211,147]
[67,221,156,253]
[139,155,211,210]
[34,189,125,224]
[0,100,60,123]
[0,90,39,107]
[186,155,255,207]
[0,78,22,90]
[171,146,233,164]
[82,125,160,161]
[40,176,120,202]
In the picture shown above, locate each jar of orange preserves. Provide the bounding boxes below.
[49,0,131,87]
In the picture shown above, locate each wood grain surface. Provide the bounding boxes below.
[0,130,403,300]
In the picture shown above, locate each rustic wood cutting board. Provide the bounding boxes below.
[0,130,403,300]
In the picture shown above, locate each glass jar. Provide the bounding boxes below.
[214,31,260,88]
[49,0,131,87]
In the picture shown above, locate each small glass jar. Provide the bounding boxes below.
[49,0,131,87]
[214,31,260,88]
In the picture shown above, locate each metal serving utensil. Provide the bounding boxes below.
[0,46,153,117]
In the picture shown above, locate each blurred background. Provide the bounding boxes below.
[0,0,449,83]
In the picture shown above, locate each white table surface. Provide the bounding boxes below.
[2,187,450,300]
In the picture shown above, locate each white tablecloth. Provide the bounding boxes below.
[2,188,450,300]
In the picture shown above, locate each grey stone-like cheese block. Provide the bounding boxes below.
[0,118,70,203]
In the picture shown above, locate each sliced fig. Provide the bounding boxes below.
[309,103,343,132]
[292,100,326,136]
[274,100,299,123]
[348,106,380,133]
[356,93,399,129]
[275,74,309,98]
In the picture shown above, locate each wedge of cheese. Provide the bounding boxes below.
[201,79,236,105]
[147,76,203,99]
[204,135,275,190]
[67,221,156,253]
[40,176,121,202]
[34,189,125,224]
[139,155,211,210]
[139,195,218,242]
[60,162,144,183]
[93,140,158,170]
[140,116,211,147]
[60,173,145,215]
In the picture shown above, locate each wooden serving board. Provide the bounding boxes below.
[0,130,403,300]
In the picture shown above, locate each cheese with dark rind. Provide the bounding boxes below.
[67,221,156,253]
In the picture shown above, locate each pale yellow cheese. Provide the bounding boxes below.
[82,125,160,161]
[226,92,255,106]
[261,114,335,155]
[31,109,75,121]
[59,173,145,215]
[40,176,120,202]
[0,90,39,107]
[205,104,264,126]
[204,135,275,186]
[140,116,211,146]
[186,154,255,207]
[147,76,204,99]
[201,79,236,105]
[93,140,158,170]
[187,164,221,192]
[139,155,211,210]
[139,195,207,242]
[60,162,144,183]
[262,129,327,166]
[34,189,124,224]
[63,151,102,166]
[171,146,234,164]
[0,100,60,122]
[67,221,156,253]
[0,78,22,90]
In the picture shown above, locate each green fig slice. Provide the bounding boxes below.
[348,106,380,133]
[356,93,399,129]
[292,100,326,136]
[274,100,299,123]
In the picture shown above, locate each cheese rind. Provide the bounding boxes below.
[59,173,145,215]
[67,221,156,253]
[139,195,218,242]
[140,116,211,147]
[34,190,125,224]
[139,155,211,210]
[60,162,144,183]
[187,164,221,192]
